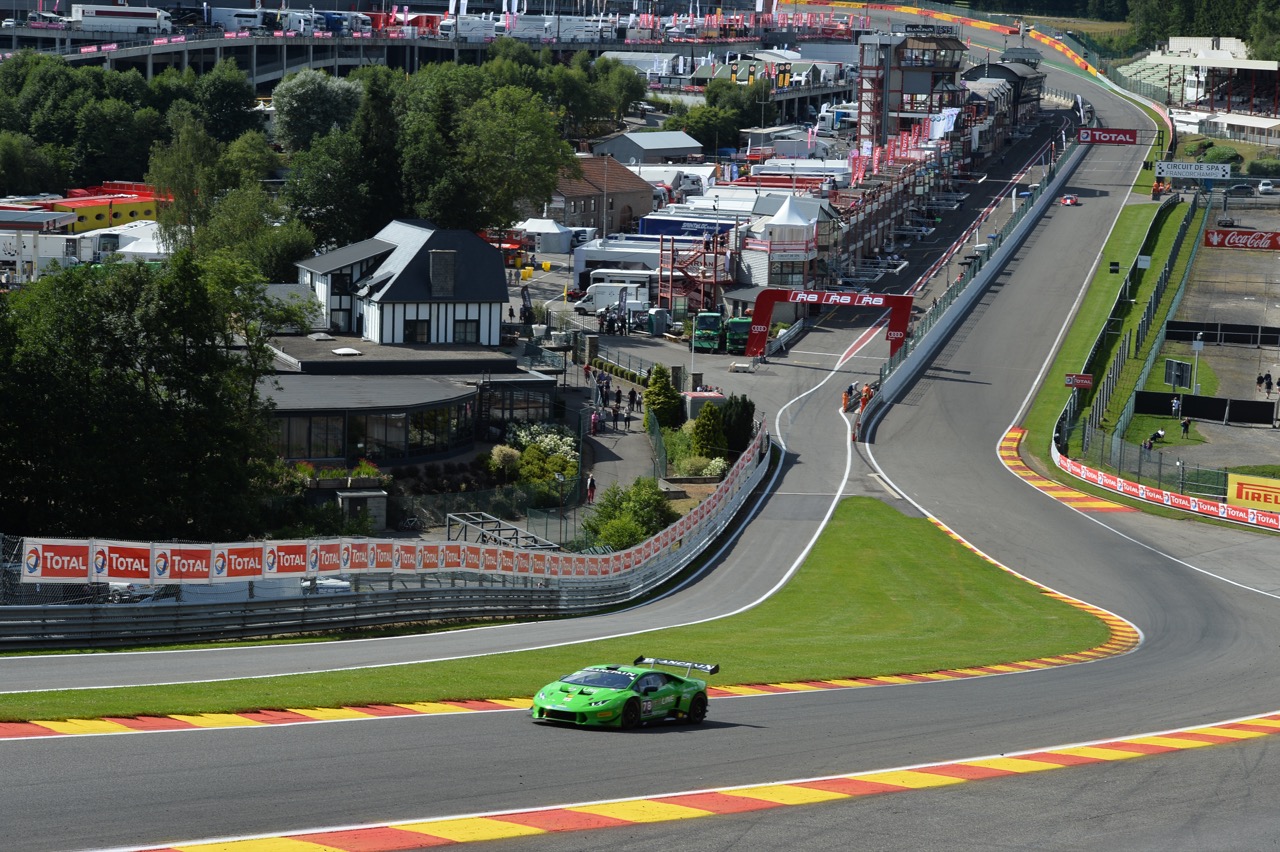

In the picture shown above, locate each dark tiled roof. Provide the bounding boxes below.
[369,220,507,304]
[296,237,394,273]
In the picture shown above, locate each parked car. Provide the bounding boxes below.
[108,582,157,603]
[1227,183,1256,197]
[1259,179,1274,194]
[2,18,15,27]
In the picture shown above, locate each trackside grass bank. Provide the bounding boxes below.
[0,498,1108,722]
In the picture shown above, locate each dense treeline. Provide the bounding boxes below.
[0,40,647,248]
[0,42,654,540]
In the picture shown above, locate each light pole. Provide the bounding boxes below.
[554,472,566,543]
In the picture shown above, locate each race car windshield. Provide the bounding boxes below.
[562,669,636,689]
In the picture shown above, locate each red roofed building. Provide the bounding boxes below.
[32,182,169,234]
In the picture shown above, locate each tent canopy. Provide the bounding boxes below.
[517,218,572,235]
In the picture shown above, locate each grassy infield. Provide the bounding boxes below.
[1,69,1185,725]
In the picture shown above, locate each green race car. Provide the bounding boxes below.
[530,656,719,729]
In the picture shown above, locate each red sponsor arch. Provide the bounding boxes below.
[745,289,914,358]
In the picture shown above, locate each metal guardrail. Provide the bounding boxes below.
[0,427,772,649]
[0,585,560,651]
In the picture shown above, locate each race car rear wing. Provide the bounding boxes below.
[634,656,720,677]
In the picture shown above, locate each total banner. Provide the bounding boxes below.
[1056,454,1280,531]
[22,538,91,584]
[1077,127,1138,145]
[20,422,768,586]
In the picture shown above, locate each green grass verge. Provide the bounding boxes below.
[1020,204,1162,451]
[0,498,1109,722]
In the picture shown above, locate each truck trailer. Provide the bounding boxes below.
[207,7,264,31]
[70,4,172,33]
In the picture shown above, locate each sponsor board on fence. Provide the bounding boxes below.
[1204,229,1280,250]
[154,543,212,583]
[20,426,768,584]
[1057,453,1280,531]
[1227,473,1280,511]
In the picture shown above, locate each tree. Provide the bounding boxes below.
[1250,0,1280,60]
[347,65,407,236]
[71,98,156,184]
[219,130,280,188]
[148,66,200,119]
[195,59,262,144]
[454,86,578,230]
[596,516,646,550]
[690,401,728,460]
[283,128,372,248]
[644,363,684,429]
[596,59,647,122]
[704,77,775,128]
[272,68,363,152]
[146,115,225,252]
[399,63,489,226]
[663,105,737,152]
[195,184,315,282]
[0,255,297,539]
[0,131,68,196]
[721,393,757,455]
[582,477,678,546]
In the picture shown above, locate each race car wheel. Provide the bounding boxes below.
[687,693,708,725]
[620,698,641,729]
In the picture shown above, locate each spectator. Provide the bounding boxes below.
[586,473,596,504]
[612,404,620,430]
[615,387,623,407]
[508,306,516,322]
[1268,373,1275,398]
[1171,397,1180,417]
[1181,416,1191,437]
[628,388,638,413]
[1258,373,1265,393]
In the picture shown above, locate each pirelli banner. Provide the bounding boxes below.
[22,426,769,585]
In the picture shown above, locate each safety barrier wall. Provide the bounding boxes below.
[861,138,1089,426]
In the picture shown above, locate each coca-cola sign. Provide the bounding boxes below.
[1077,127,1138,145]
[1204,229,1280,250]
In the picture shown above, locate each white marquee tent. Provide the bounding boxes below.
[517,218,573,254]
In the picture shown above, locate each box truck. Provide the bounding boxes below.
[70,4,172,33]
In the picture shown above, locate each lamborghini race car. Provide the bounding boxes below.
[530,656,719,728]
[1060,194,1080,206]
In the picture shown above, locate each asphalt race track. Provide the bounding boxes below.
[8,33,1280,852]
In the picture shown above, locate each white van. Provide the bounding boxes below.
[573,283,648,315]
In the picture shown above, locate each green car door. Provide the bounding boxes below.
[635,671,682,720]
